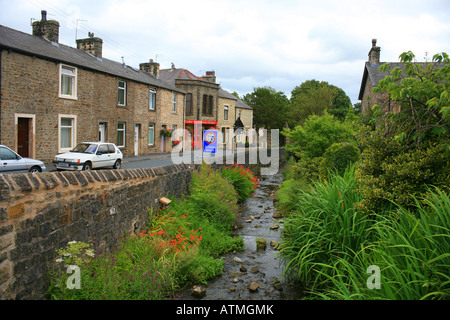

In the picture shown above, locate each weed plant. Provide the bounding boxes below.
[221,163,259,202]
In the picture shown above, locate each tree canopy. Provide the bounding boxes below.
[288,80,352,127]
[242,86,289,131]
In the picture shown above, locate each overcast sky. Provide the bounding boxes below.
[1,0,449,103]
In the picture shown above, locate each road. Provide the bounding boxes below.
[45,149,253,172]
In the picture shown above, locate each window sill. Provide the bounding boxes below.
[59,94,78,100]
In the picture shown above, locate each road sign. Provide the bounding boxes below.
[203,130,217,154]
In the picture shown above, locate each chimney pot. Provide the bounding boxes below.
[139,59,160,77]
[368,39,381,65]
[32,9,59,43]
[76,32,103,58]
[204,71,216,83]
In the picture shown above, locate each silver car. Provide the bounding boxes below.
[0,145,46,173]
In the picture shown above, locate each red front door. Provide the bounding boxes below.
[17,118,30,157]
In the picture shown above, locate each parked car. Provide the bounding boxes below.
[53,142,123,171]
[0,145,46,173]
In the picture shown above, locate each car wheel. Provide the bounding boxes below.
[82,162,92,171]
[113,159,121,170]
[29,166,42,173]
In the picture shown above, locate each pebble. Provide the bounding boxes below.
[191,285,206,298]
[272,211,282,218]
[249,282,259,292]
[232,257,243,263]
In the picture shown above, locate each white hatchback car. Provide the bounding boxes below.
[53,142,123,171]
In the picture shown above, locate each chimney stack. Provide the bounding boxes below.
[205,71,216,83]
[140,59,160,77]
[368,39,381,65]
[76,32,103,58]
[32,10,60,43]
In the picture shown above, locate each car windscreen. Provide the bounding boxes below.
[72,144,98,154]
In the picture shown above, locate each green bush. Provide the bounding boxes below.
[189,163,239,230]
[221,164,258,202]
[356,136,450,213]
[47,237,179,300]
[283,113,357,182]
[275,178,307,215]
[320,142,360,177]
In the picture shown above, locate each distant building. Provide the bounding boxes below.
[358,39,400,115]
[358,39,446,116]
[0,10,184,163]
[159,67,253,150]
[218,88,237,150]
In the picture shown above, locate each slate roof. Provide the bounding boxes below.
[236,98,252,110]
[159,68,208,83]
[219,88,238,100]
[160,67,252,110]
[358,60,447,100]
[0,25,184,93]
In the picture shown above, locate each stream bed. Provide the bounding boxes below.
[178,172,303,300]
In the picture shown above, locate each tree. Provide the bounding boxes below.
[372,51,450,150]
[242,86,289,131]
[288,80,352,127]
[328,85,352,121]
[283,113,358,181]
[357,51,450,213]
[231,91,240,99]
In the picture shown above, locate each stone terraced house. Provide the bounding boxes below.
[0,11,185,164]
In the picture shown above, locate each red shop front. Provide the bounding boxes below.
[184,120,218,150]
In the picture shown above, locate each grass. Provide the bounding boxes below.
[278,165,450,300]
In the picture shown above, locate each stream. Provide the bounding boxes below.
[178,172,303,300]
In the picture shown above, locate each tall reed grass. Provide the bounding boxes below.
[280,165,450,300]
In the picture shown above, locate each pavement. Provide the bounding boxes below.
[122,152,172,163]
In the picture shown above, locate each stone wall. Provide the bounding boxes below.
[0,164,197,299]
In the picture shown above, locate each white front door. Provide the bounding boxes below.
[99,123,106,142]
[134,124,139,156]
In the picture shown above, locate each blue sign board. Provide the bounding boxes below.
[203,130,218,154]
